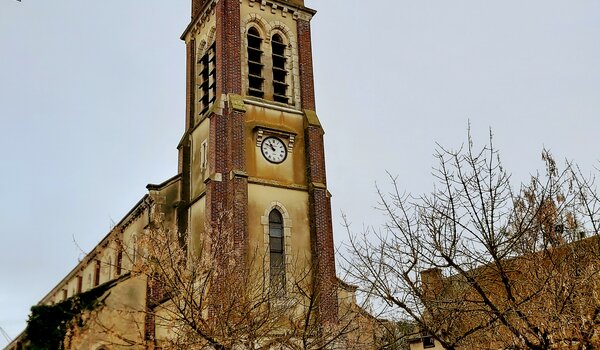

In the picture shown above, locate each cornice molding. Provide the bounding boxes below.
[182,0,315,40]
[181,0,218,41]
[244,0,316,21]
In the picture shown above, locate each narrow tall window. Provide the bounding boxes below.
[198,42,217,116]
[131,234,138,264]
[247,27,264,98]
[269,209,285,293]
[77,275,83,294]
[200,139,208,171]
[107,256,112,280]
[271,34,289,104]
[94,260,101,287]
[116,247,123,276]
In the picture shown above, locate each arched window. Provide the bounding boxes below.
[269,209,285,292]
[247,27,264,98]
[271,33,289,104]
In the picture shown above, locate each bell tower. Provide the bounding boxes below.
[179,0,338,326]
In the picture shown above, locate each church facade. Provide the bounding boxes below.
[5,1,380,349]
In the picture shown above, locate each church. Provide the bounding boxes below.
[4,0,381,349]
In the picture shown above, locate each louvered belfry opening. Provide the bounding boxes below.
[269,209,285,293]
[197,42,217,116]
[271,34,289,104]
[247,27,265,98]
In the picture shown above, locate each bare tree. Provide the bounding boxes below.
[344,130,600,350]
[81,211,377,350]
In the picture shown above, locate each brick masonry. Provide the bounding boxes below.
[297,19,316,111]
[218,0,242,96]
[228,109,248,254]
[305,125,340,326]
[186,40,195,130]
[208,0,248,278]
[298,18,340,325]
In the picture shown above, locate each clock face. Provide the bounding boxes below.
[261,137,287,164]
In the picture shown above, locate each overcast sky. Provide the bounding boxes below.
[1,0,599,343]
